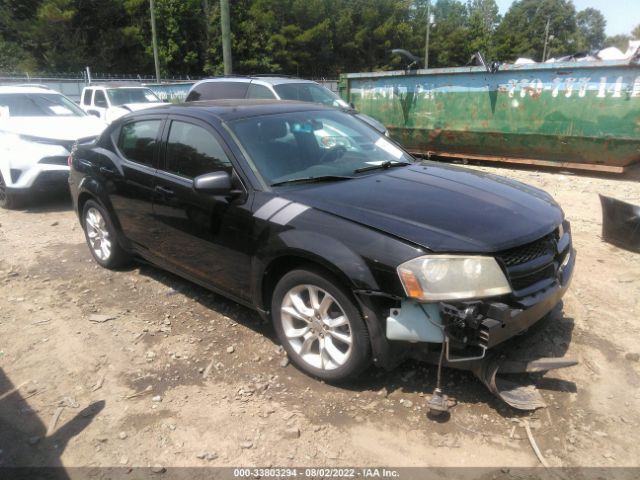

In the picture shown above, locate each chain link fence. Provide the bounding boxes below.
[0,71,339,102]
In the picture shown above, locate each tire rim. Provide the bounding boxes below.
[280,284,353,370]
[0,173,6,203]
[85,207,112,261]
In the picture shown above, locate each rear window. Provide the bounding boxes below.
[186,81,249,101]
[0,93,86,117]
[273,83,347,107]
[118,120,162,167]
[94,90,108,107]
[247,83,276,99]
[107,88,160,106]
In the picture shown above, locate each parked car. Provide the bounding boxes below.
[186,76,389,135]
[80,85,164,124]
[69,100,575,385]
[0,85,105,209]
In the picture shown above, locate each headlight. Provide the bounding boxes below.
[397,255,511,301]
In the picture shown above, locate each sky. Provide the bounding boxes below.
[495,0,638,36]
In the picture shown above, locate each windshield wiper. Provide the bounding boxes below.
[353,161,411,174]
[270,175,353,187]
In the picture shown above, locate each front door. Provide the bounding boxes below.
[151,117,254,301]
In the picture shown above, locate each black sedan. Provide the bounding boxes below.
[69,100,575,384]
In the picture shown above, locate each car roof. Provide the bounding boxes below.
[128,99,333,122]
[195,76,320,87]
[84,83,149,89]
[0,85,57,94]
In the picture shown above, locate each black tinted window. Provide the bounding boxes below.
[165,121,231,178]
[82,89,92,105]
[94,90,107,107]
[118,120,161,166]
[247,83,275,99]
[186,81,249,101]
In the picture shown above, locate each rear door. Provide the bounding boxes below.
[151,116,254,300]
[107,115,165,250]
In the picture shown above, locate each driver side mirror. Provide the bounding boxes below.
[194,171,242,196]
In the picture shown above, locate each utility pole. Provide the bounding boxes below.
[424,0,431,69]
[150,0,161,82]
[220,0,232,74]
[542,17,551,62]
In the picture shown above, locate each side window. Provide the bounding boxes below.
[185,81,249,101]
[82,89,92,106]
[118,120,162,166]
[165,121,231,178]
[247,83,275,99]
[94,90,108,108]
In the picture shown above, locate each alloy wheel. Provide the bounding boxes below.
[280,284,353,370]
[85,207,112,261]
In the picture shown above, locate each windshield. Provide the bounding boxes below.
[106,88,160,106]
[0,93,86,117]
[227,109,413,186]
[273,83,349,108]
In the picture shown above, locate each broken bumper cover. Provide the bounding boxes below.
[386,246,576,350]
[472,245,575,349]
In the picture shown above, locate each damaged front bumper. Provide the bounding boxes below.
[385,245,576,410]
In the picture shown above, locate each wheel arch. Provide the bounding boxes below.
[259,251,395,371]
[259,252,357,317]
[76,178,129,251]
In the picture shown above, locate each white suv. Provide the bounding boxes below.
[186,76,388,135]
[80,85,164,124]
[0,86,105,209]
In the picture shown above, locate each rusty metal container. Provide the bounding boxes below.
[339,59,640,173]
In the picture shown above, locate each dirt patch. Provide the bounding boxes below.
[1,163,640,469]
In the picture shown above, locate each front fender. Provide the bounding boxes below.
[252,229,381,311]
[253,228,402,369]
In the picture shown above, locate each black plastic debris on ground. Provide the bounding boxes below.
[600,194,640,253]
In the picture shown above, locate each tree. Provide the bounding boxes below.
[574,8,606,51]
[466,0,500,60]
[604,34,630,52]
[632,24,640,40]
[427,0,470,67]
[495,0,577,62]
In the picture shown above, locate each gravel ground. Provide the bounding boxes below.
[0,162,639,474]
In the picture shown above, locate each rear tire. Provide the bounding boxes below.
[271,269,371,382]
[0,172,21,209]
[82,199,130,269]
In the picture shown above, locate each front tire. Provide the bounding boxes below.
[271,269,371,382]
[82,199,130,269]
[0,172,21,209]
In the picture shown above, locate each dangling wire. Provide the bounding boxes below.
[436,338,445,391]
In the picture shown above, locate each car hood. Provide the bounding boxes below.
[0,116,105,141]
[284,163,563,253]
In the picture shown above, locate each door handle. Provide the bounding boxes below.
[99,166,116,175]
[155,186,175,196]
